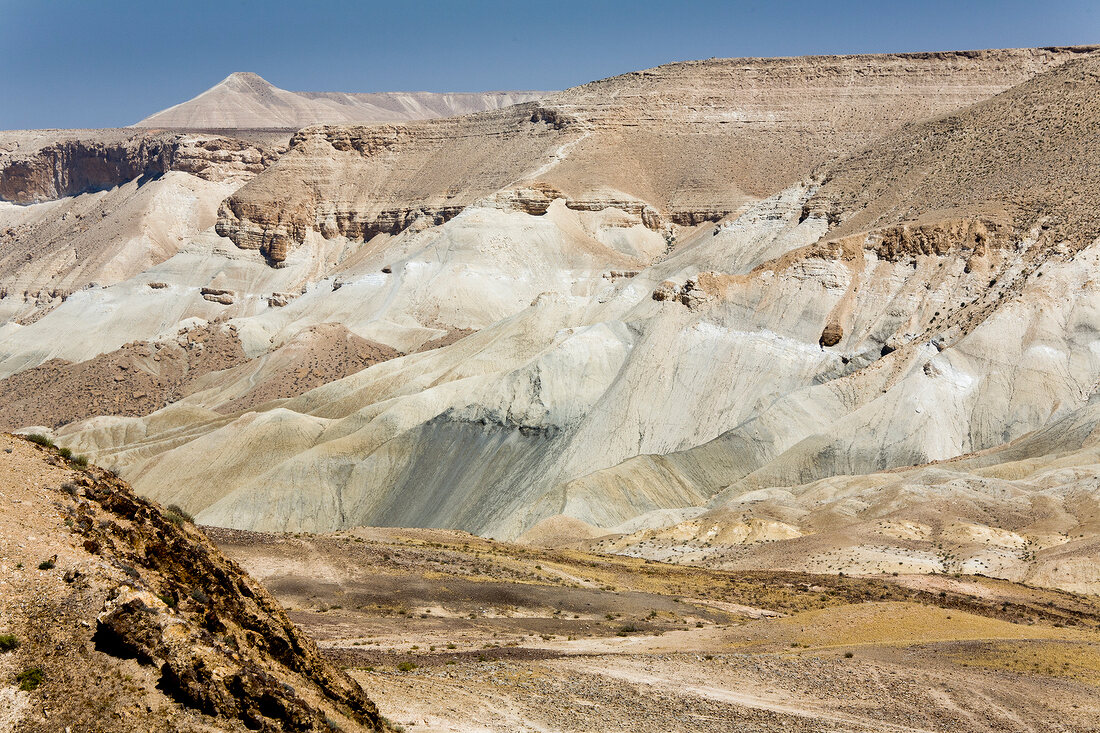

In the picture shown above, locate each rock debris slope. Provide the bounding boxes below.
[3,48,1100,592]
[136,72,546,129]
[0,433,388,731]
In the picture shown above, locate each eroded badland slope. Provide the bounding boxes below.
[0,434,388,732]
[2,48,1100,590]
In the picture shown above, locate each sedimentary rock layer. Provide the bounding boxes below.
[216,47,1093,263]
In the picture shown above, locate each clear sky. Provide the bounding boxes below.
[1,0,1098,130]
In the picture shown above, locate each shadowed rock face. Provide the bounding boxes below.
[0,130,284,204]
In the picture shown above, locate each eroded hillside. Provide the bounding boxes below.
[0,434,388,731]
[2,47,1100,579]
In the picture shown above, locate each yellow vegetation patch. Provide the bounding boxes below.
[948,640,1100,686]
[729,602,1090,651]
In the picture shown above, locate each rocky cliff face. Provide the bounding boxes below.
[0,130,284,204]
[215,47,1094,264]
[0,433,387,731]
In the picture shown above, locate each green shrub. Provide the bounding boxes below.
[25,434,55,449]
[843,651,854,659]
[190,588,210,604]
[396,661,417,672]
[57,447,73,460]
[615,624,639,636]
[164,504,194,527]
[0,634,18,652]
[16,667,44,691]
[71,454,89,468]
[38,558,55,571]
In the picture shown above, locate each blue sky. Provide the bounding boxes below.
[1,0,1098,129]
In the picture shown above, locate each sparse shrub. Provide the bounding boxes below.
[190,588,210,604]
[57,447,73,460]
[164,503,194,527]
[71,454,89,468]
[0,634,19,652]
[616,624,639,636]
[396,661,417,672]
[16,667,44,691]
[843,652,854,659]
[60,482,80,497]
[25,434,55,448]
[38,558,55,571]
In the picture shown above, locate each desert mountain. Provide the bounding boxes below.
[136,72,547,129]
[2,47,1100,599]
[216,47,1088,263]
[0,433,387,731]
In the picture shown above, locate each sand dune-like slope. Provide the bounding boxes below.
[136,72,546,129]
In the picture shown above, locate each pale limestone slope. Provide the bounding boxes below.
[136,72,546,128]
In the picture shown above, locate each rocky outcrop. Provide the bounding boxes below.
[0,434,386,731]
[201,287,236,305]
[215,47,1093,265]
[0,130,284,204]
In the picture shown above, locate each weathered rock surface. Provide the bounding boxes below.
[0,129,284,204]
[216,47,1093,263]
[0,433,387,731]
[7,48,1100,581]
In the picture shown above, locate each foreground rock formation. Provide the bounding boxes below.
[0,434,388,731]
[3,46,1100,597]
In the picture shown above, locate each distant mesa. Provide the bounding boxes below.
[134,71,549,129]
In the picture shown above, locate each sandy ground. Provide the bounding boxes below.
[212,526,1100,733]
